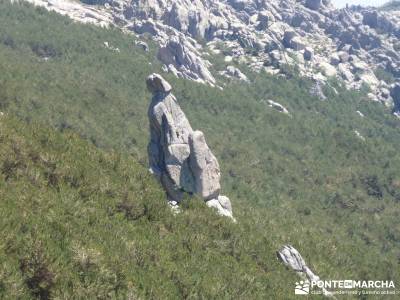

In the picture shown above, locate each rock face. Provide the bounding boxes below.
[189,131,221,200]
[146,74,234,219]
[27,0,400,107]
[157,36,216,85]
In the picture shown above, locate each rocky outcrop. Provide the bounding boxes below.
[24,0,113,27]
[157,36,216,85]
[146,73,234,219]
[220,66,249,82]
[27,0,400,108]
[277,245,333,297]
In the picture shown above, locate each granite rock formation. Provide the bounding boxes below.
[146,73,234,219]
[27,0,400,114]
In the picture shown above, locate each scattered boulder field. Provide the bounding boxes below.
[24,0,400,116]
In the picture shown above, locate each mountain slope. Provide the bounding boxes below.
[0,115,304,299]
[1,2,400,298]
[26,0,400,106]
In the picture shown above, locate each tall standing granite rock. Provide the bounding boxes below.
[146,73,234,220]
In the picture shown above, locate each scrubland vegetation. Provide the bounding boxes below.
[0,2,399,299]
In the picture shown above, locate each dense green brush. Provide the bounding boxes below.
[0,1,399,299]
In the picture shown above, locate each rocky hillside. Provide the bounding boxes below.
[2,1,400,298]
[26,0,400,110]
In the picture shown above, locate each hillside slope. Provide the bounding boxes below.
[0,115,304,299]
[1,2,400,298]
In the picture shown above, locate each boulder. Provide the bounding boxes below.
[206,196,235,220]
[338,51,350,63]
[283,30,306,50]
[362,10,378,29]
[330,53,340,65]
[277,245,332,296]
[318,62,337,77]
[303,47,314,61]
[391,83,400,113]
[290,36,306,51]
[256,11,270,31]
[283,30,296,48]
[338,64,354,82]
[267,100,290,114]
[220,66,249,82]
[357,72,379,89]
[305,0,322,10]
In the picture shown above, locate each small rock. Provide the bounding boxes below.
[220,66,249,82]
[103,41,120,52]
[135,40,149,52]
[224,56,233,62]
[266,100,290,114]
[310,81,327,100]
[303,47,314,61]
[356,110,365,117]
[330,53,340,66]
[354,130,366,141]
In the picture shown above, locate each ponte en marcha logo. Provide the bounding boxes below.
[295,279,397,296]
